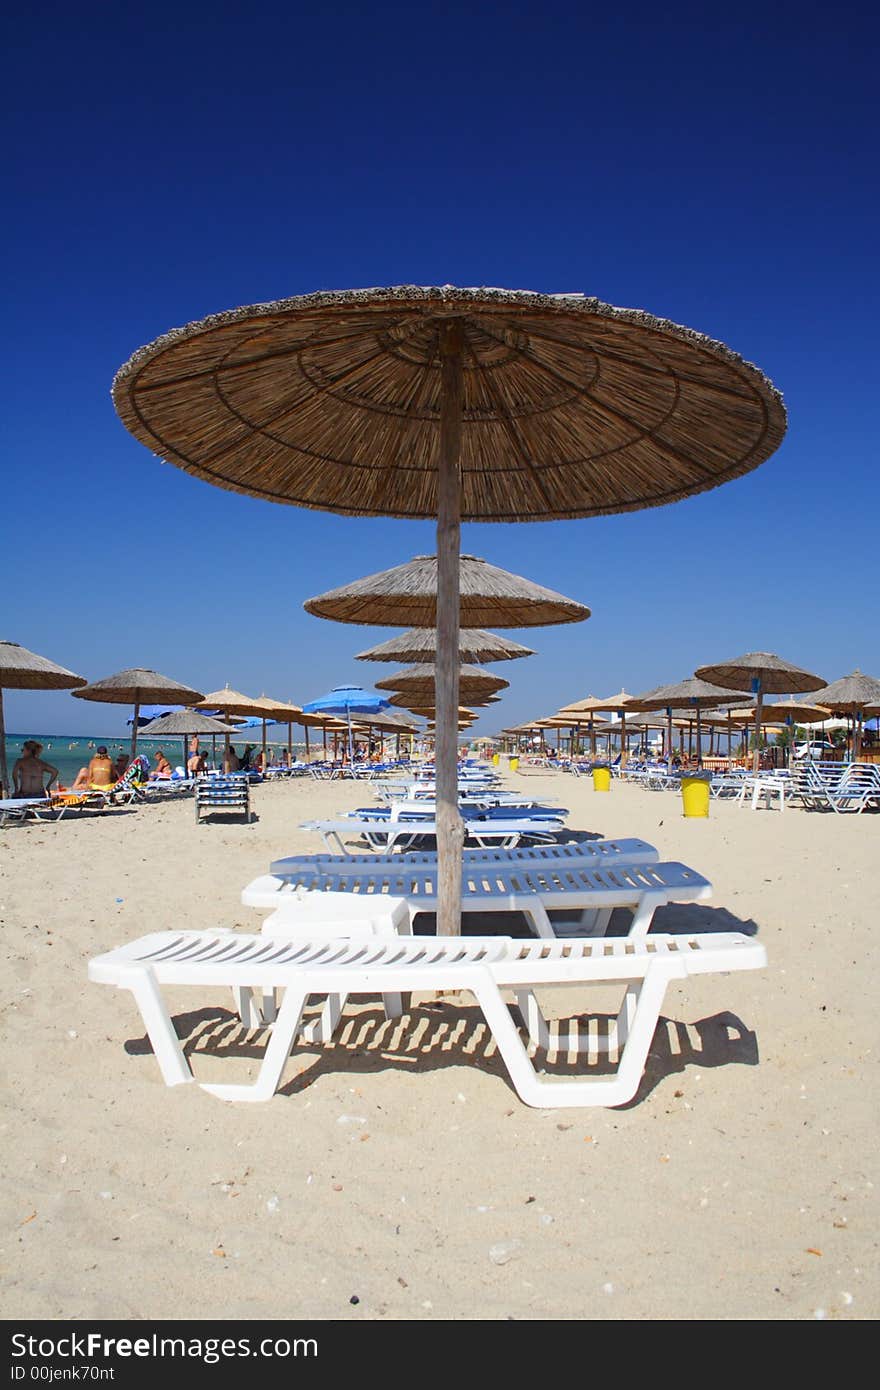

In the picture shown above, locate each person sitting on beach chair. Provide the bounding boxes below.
[149,750,172,780]
[72,746,115,791]
[12,740,59,799]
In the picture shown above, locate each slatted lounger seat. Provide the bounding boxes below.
[88,930,766,1107]
[299,815,566,853]
[266,837,660,878]
[242,859,711,939]
[195,775,251,824]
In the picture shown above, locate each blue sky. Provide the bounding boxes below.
[5,1,878,736]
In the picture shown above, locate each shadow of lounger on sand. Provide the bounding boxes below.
[122,995,760,1110]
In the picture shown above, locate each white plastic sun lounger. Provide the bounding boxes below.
[265,837,660,879]
[88,929,766,1107]
[242,860,711,940]
[299,816,565,853]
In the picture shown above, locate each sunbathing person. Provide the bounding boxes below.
[72,746,116,791]
[12,740,59,798]
[150,750,172,780]
[224,745,240,773]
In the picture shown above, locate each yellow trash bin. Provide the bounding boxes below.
[591,766,611,792]
[509,756,519,772]
[681,773,711,817]
[492,753,500,766]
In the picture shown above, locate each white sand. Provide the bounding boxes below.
[1,767,877,1321]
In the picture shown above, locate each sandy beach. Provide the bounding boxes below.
[2,766,877,1322]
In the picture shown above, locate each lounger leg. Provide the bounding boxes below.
[299,989,404,1045]
[128,972,195,1088]
[300,992,348,1044]
[522,903,556,940]
[473,965,672,1109]
[202,985,311,1102]
[512,988,550,1049]
[512,986,637,1057]
[627,892,665,939]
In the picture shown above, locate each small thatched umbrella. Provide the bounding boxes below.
[190,687,266,765]
[629,676,751,767]
[139,710,237,776]
[804,671,880,760]
[375,663,508,700]
[558,690,637,764]
[305,554,589,629]
[554,693,614,758]
[0,640,87,797]
[355,627,535,664]
[113,284,784,936]
[695,652,824,772]
[72,668,204,763]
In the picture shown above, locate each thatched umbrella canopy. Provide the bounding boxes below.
[192,686,262,716]
[804,671,880,759]
[113,284,785,938]
[557,690,636,761]
[629,676,751,766]
[0,640,88,797]
[554,693,610,758]
[139,710,237,775]
[72,667,204,762]
[305,554,589,629]
[695,652,824,771]
[375,663,508,699]
[355,627,535,664]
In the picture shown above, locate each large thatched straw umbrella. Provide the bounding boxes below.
[0,640,87,797]
[803,671,880,760]
[113,284,785,935]
[72,668,203,763]
[628,676,751,768]
[355,628,535,664]
[695,653,824,772]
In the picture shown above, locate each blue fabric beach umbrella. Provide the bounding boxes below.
[127,704,184,726]
[302,686,391,761]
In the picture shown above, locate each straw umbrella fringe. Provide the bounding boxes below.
[0,641,87,797]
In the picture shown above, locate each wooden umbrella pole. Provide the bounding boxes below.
[304,724,310,762]
[436,320,465,938]
[753,686,764,773]
[696,707,703,766]
[130,700,140,763]
[0,687,7,799]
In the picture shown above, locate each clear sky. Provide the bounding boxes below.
[5,1,878,737]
